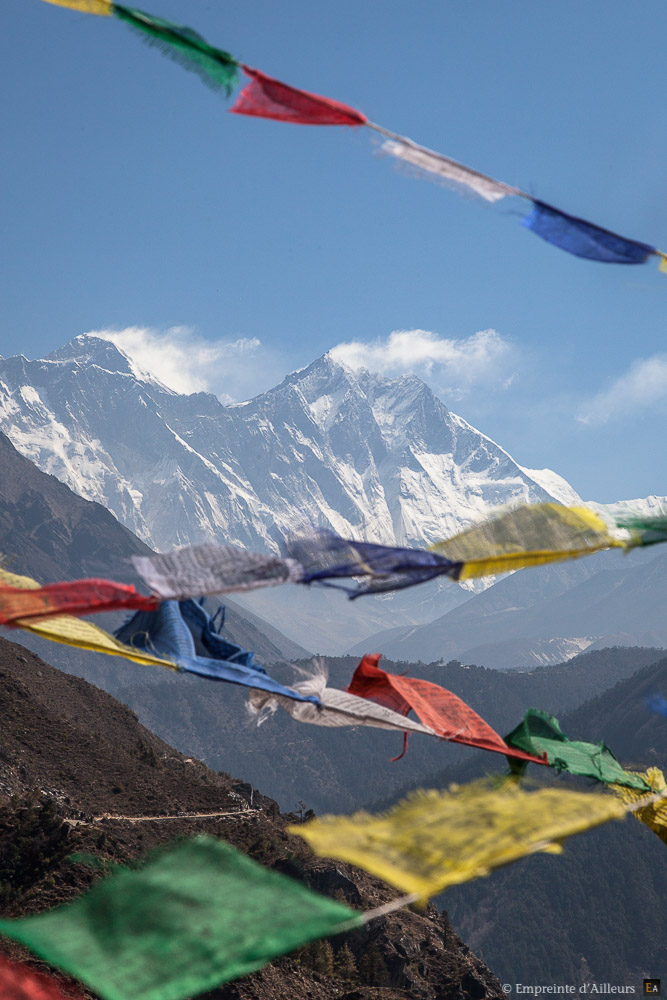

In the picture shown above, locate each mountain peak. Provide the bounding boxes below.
[47,334,135,374]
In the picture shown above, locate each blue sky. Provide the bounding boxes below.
[2,0,667,501]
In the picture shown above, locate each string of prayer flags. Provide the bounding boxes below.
[522,200,658,265]
[291,780,628,900]
[347,653,546,765]
[430,503,623,579]
[504,709,651,790]
[376,131,519,203]
[0,835,363,1000]
[247,665,437,738]
[287,533,462,598]
[115,600,320,703]
[609,767,667,845]
[40,0,667,274]
[0,574,158,625]
[0,956,85,1000]
[132,541,303,599]
[231,66,367,126]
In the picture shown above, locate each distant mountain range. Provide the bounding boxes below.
[1,335,665,659]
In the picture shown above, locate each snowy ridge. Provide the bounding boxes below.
[0,336,582,561]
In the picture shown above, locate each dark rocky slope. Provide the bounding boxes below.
[0,634,503,1000]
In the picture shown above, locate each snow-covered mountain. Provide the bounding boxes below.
[0,334,580,557]
[4,334,662,657]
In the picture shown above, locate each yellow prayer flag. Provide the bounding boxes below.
[40,0,113,14]
[291,780,626,900]
[609,767,667,844]
[0,565,177,671]
[430,503,623,579]
[657,252,667,274]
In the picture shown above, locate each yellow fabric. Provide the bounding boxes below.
[609,767,667,844]
[40,0,113,14]
[0,565,177,671]
[656,252,667,274]
[291,780,626,900]
[430,503,624,579]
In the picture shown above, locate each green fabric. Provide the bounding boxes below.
[113,5,240,96]
[505,709,651,791]
[0,835,361,1000]
[614,512,667,547]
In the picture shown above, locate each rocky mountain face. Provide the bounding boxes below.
[0,634,504,1000]
[0,429,308,662]
[0,335,579,554]
[0,334,591,651]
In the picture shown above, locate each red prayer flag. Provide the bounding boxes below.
[347,654,547,765]
[0,956,84,1000]
[230,65,367,126]
[0,579,159,625]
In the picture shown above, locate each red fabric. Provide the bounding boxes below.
[0,956,84,1000]
[229,66,367,125]
[347,654,547,765]
[0,579,159,625]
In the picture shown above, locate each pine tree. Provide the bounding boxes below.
[311,939,335,977]
[334,943,358,981]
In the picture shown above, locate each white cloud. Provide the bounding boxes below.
[91,326,262,402]
[329,328,514,396]
[578,353,667,425]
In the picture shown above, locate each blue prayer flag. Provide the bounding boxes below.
[115,600,319,703]
[523,200,655,264]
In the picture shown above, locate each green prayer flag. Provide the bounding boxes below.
[0,835,362,1000]
[113,5,240,96]
[505,709,650,791]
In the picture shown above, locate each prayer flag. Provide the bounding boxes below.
[230,66,367,125]
[288,533,462,597]
[0,566,179,669]
[505,709,650,790]
[0,836,362,1000]
[115,600,320,703]
[113,6,240,96]
[0,956,85,1000]
[348,653,546,764]
[430,503,621,579]
[0,577,158,625]
[378,134,518,202]
[613,510,667,548]
[291,780,627,900]
[178,597,262,669]
[609,767,667,844]
[248,665,436,737]
[522,200,656,264]
[132,542,303,599]
[40,0,112,13]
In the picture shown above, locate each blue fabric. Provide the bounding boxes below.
[289,535,462,599]
[646,692,667,718]
[115,601,319,703]
[523,200,655,264]
[178,598,263,672]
